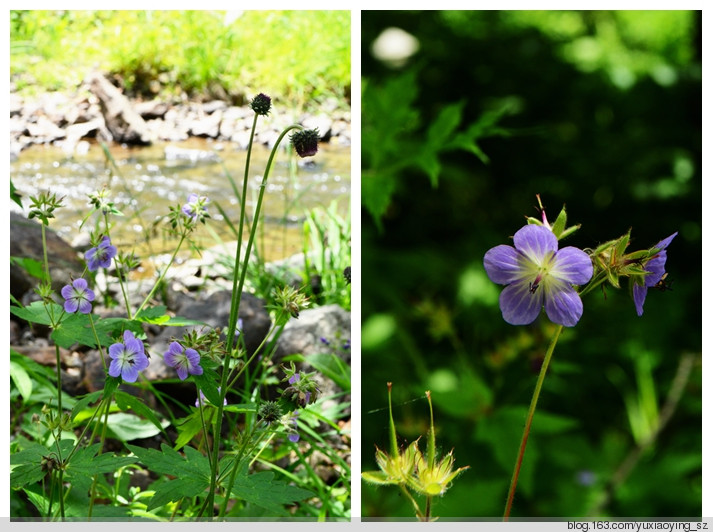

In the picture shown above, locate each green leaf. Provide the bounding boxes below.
[126,443,211,510]
[115,390,166,434]
[10,360,33,403]
[428,101,465,142]
[136,305,206,327]
[70,390,104,421]
[11,178,23,207]
[192,367,222,407]
[229,462,314,516]
[10,256,46,282]
[10,301,59,326]
[10,442,51,489]
[64,443,138,494]
[302,353,351,391]
[105,412,169,441]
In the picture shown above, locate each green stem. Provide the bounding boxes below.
[205,124,302,517]
[503,323,564,521]
[135,232,187,316]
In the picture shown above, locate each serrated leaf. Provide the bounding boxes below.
[64,443,138,494]
[147,476,210,511]
[126,443,211,510]
[127,443,211,478]
[229,463,314,516]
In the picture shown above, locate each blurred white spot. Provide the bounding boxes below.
[371,27,420,67]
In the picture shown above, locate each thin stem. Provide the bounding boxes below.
[503,323,564,521]
[135,232,187,316]
[206,124,302,516]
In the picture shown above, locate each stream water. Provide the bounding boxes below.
[10,138,351,263]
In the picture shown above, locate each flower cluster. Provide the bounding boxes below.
[484,198,677,326]
[281,366,320,408]
[362,385,468,503]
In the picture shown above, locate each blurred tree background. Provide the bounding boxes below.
[361,11,701,519]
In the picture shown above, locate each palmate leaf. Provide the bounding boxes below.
[126,444,211,511]
[64,443,138,494]
[229,462,314,517]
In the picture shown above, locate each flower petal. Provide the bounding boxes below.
[64,299,79,313]
[543,283,584,327]
[122,366,139,383]
[484,245,524,285]
[61,284,74,299]
[551,247,593,285]
[73,278,88,290]
[78,299,92,314]
[513,225,558,264]
[633,283,648,316]
[108,359,122,377]
[499,280,543,325]
[653,232,678,252]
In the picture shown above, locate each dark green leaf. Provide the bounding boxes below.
[229,462,314,516]
[115,390,166,434]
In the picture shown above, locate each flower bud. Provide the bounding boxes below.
[290,128,320,158]
[249,93,272,116]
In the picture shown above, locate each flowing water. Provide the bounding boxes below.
[10,138,351,264]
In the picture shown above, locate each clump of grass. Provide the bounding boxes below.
[10,10,350,111]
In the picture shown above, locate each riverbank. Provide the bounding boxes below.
[9,75,351,160]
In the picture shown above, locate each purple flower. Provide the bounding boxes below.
[108,330,149,383]
[288,414,300,443]
[60,278,95,314]
[633,232,677,316]
[181,193,209,222]
[484,224,593,327]
[164,341,203,380]
[86,236,117,272]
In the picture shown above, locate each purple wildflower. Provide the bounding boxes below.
[60,278,95,314]
[633,232,677,316]
[288,414,300,443]
[86,236,117,272]
[181,193,209,223]
[108,330,149,383]
[164,341,203,380]
[484,224,593,327]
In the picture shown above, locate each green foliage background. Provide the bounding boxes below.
[361,10,702,519]
[10,10,351,111]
